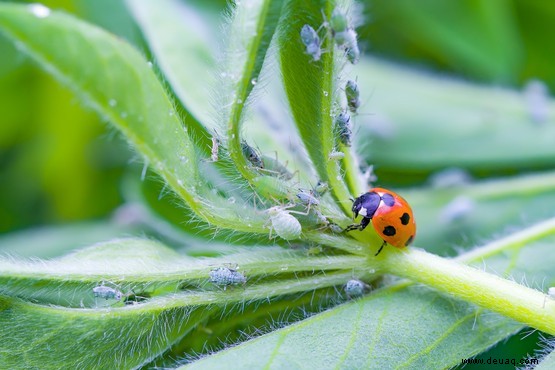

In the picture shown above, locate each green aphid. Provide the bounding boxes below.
[345,80,361,113]
[335,110,352,147]
[241,141,264,168]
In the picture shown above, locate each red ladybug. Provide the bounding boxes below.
[346,187,416,256]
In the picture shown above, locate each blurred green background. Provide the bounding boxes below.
[0,0,553,366]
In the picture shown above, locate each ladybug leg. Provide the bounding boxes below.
[374,240,387,256]
[344,217,371,232]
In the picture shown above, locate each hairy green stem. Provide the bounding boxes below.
[383,248,555,334]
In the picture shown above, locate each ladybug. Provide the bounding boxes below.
[346,188,416,256]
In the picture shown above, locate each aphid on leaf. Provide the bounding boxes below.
[328,151,345,161]
[335,110,352,147]
[314,181,329,196]
[300,24,322,62]
[296,190,320,207]
[93,283,123,301]
[241,141,264,168]
[344,279,370,299]
[209,266,246,290]
[345,80,361,113]
[266,206,303,241]
[324,8,360,64]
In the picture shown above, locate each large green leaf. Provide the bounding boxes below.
[355,58,555,177]
[181,229,555,369]
[0,3,269,234]
[126,0,217,129]
[278,0,361,214]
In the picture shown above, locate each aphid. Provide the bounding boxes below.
[267,206,302,240]
[345,40,360,65]
[344,279,370,299]
[345,80,361,113]
[93,283,123,301]
[335,110,352,147]
[209,266,246,290]
[261,154,294,180]
[242,141,264,168]
[328,151,345,161]
[210,136,220,162]
[314,181,329,196]
[296,190,320,207]
[300,24,322,62]
[326,8,360,64]
[346,187,416,256]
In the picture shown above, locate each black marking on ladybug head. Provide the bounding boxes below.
[405,235,414,246]
[383,225,396,236]
[352,192,381,219]
[381,193,395,207]
[400,213,410,225]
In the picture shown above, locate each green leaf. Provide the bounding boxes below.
[278,0,359,214]
[180,221,555,368]
[0,3,268,234]
[0,237,367,307]
[125,0,216,148]
[360,0,522,82]
[126,0,217,128]
[182,285,521,370]
[0,294,212,369]
[222,0,290,199]
[356,58,555,176]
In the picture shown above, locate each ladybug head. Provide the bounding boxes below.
[351,192,381,219]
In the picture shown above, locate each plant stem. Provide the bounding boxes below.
[383,248,555,335]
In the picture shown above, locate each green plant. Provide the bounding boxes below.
[1,0,555,368]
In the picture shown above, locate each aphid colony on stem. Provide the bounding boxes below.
[300,7,360,64]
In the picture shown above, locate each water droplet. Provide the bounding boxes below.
[323,91,329,96]
[236,98,243,104]
[231,134,235,139]
[177,180,184,187]
[29,3,50,18]
[169,110,174,116]
[147,61,153,68]
[336,175,342,181]
[179,155,188,163]
[280,266,289,271]
[228,197,236,204]
[109,99,117,107]
[251,78,257,85]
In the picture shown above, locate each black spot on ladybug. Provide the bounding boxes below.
[381,193,395,207]
[405,235,414,246]
[400,213,410,225]
[383,225,396,236]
